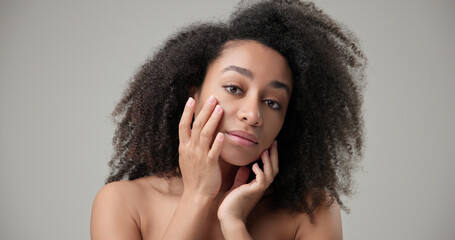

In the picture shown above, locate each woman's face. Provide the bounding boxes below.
[194,40,292,166]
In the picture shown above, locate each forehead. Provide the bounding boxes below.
[207,40,293,89]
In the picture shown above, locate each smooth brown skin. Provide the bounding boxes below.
[91,41,343,240]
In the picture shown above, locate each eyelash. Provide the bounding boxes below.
[222,84,283,110]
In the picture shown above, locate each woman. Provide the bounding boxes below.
[91,0,366,239]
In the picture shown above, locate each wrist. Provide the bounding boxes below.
[219,218,252,240]
[180,190,215,207]
[182,183,220,200]
[219,217,244,227]
[218,210,246,223]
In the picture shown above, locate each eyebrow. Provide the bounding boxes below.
[221,64,291,96]
[221,65,254,79]
[270,80,291,96]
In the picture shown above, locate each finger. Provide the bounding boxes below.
[199,104,223,148]
[206,132,224,165]
[191,96,217,143]
[269,140,279,176]
[178,97,195,143]
[261,150,273,181]
[252,163,265,187]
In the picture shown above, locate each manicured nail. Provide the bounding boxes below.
[207,96,216,104]
[253,163,259,170]
[216,132,224,141]
[186,97,194,106]
[215,105,222,113]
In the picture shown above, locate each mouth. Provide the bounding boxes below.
[225,130,258,147]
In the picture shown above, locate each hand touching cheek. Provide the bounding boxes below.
[217,140,279,223]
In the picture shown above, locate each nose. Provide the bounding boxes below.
[237,96,263,126]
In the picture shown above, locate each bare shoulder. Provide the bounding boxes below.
[294,197,343,240]
[247,197,300,240]
[95,179,145,197]
[92,179,147,211]
[247,194,341,240]
[90,180,146,240]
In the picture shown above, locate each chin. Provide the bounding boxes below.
[219,144,261,166]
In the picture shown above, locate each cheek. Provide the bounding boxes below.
[213,95,234,123]
[266,113,286,134]
[194,87,226,116]
[260,116,285,149]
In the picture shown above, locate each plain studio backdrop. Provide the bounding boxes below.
[1,0,454,239]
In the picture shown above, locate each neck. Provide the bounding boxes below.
[217,158,240,195]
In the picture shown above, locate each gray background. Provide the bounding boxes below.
[1,0,454,239]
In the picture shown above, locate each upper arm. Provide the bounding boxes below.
[90,182,142,240]
[295,200,343,240]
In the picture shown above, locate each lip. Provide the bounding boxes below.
[226,130,258,147]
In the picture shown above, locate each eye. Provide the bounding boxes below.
[223,84,243,95]
[264,99,282,110]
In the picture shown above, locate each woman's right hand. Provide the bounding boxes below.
[178,96,225,199]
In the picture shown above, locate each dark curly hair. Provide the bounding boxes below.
[106,0,366,221]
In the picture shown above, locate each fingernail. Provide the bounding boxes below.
[215,105,222,113]
[207,96,216,104]
[216,132,224,141]
[186,97,194,106]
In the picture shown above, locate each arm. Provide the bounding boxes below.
[219,218,253,240]
[90,182,142,240]
[162,96,224,240]
[161,193,214,240]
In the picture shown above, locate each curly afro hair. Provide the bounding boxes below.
[106,0,366,221]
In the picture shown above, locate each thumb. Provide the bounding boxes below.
[231,166,251,190]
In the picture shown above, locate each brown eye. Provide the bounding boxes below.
[264,99,282,110]
[223,84,243,95]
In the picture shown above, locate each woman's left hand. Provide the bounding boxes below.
[217,141,279,223]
